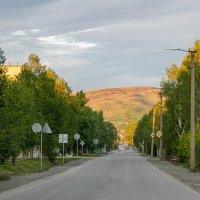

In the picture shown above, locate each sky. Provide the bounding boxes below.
[0,0,200,91]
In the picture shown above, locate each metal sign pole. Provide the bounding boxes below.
[63,141,64,164]
[32,123,52,173]
[74,134,80,158]
[77,140,78,158]
[41,132,42,172]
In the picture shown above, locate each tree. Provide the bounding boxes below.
[0,48,6,66]
[124,121,137,145]
[0,52,118,164]
[0,49,8,163]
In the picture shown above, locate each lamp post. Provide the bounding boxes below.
[166,48,197,171]
[32,122,52,172]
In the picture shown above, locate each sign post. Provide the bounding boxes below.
[59,134,68,164]
[80,141,85,155]
[32,123,52,172]
[74,134,80,158]
[93,139,98,152]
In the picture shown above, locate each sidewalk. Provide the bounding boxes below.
[145,156,200,193]
[0,158,91,193]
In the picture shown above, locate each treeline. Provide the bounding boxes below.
[0,51,117,164]
[134,40,200,170]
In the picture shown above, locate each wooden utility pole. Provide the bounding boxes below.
[159,91,163,160]
[166,48,197,171]
[190,50,196,171]
[151,107,156,157]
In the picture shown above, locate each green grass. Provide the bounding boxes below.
[0,174,10,181]
[0,155,99,182]
[0,157,75,178]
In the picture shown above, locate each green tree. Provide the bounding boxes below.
[0,48,6,66]
[0,49,8,163]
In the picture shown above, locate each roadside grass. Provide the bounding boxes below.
[0,157,75,178]
[0,174,10,181]
[0,154,103,182]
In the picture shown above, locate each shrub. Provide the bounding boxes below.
[177,125,200,170]
[0,174,10,181]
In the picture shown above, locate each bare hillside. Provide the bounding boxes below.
[85,87,159,133]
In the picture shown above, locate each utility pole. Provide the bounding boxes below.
[159,90,163,160]
[166,48,197,171]
[151,107,156,157]
[190,50,196,171]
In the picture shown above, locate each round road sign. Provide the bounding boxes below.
[74,133,80,140]
[80,141,85,146]
[151,132,155,138]
[32,123,42,133]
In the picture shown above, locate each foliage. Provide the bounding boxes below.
[134,105,161,155]
[0,174,10,181]
[0,48,6,66]
[124,121,137,145]
[134,40,200,168]
[177,125,200,170]
[0,52,117,164]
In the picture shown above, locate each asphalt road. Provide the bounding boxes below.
[0,151,200,200]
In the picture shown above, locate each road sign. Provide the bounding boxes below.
[42,123,52,133]
[156,131,162,138]
[32,122,51,172]
[151,132,155,138]
[59,134,68,143]
[74,133,80,140]
[80,141,85,146]
[32,123,42,133]
[93,139,98,144]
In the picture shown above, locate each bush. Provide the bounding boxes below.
[177,125,200,170]
[177,134,190,164]
[0,174,10,181]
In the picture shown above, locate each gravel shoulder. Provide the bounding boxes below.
[145,155,200,193]
[0,158,92,193]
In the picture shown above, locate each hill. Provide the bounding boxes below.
[85,87,160,142]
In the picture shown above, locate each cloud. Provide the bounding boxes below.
[37,34,97,56]
[38,35,96,48]
[12,29,40,36]
[69,27,105,35]
[1,0,200,91]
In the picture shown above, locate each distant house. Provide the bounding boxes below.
[4,65,22,78]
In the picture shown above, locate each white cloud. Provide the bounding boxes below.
[38,34,96,48]
[69,27,105,35]
[2,0,200,91]
[37,34,97,53]
[12,29,40,36]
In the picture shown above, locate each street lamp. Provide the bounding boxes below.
[32,122,52,172]
[166,48,197,171]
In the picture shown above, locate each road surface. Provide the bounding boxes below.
[0,151,200,200]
